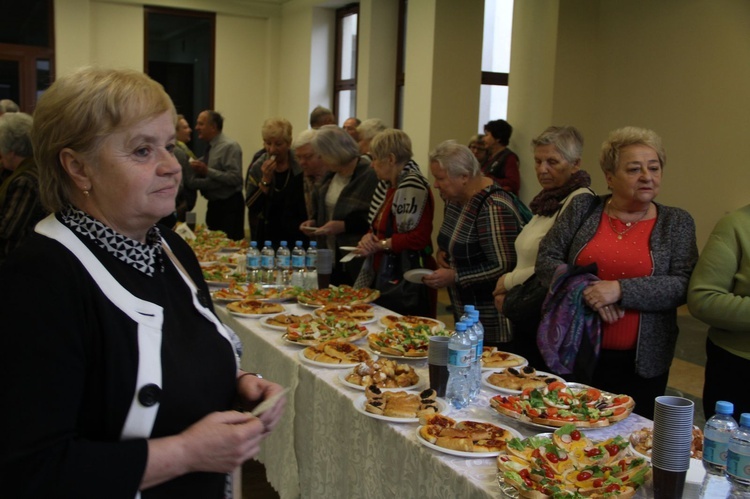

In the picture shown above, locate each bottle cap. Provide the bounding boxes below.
[463,305,475,313]
[469,310,479,319]
[741,413,750,427]
[716,400,734,415]
[264,240,272,246]
[455,322,467,332]
[310,241,317,247]
[250,241,257,247]
[281,241,288,247]
[296,240,302,246]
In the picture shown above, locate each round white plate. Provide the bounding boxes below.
[353,394,445,423]
[481,369,565,395]
[258,316,290,331]
[228,309,283,318]
[480,353,528,371]
[337,370,422,391]
[199,261,219,267]
[339,246,358,252]
[377,316,445,330]
[314,309,378,325]
[227,304,287,318]
[281,334,312,347]
[415,422,522,457]
[297,348,375,369]
[404,268,434,284]
[211,292,242,303]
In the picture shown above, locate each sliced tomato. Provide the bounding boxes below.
[547,381,566,391]
[593,478,604,488]
[605,483,621,492]
[570,430,581,441]
[577,471,593,481]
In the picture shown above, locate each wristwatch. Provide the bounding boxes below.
[380,239,388,250]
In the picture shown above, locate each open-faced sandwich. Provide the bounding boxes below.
[497,424,651,498]
[481,347,527,368]
[301,340,372,364]
[364,386,439,419]
[490,382,635,428]
[314,304,375,322]
[284,318,368,345]
[297,285,380,306]
[226,299,284,316]
[418,413,517,454]
[367,324,450,358]
[344,358,419,389]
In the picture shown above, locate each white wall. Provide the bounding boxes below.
[511,0,750,248]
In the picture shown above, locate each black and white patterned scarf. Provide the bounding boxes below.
[61,206,164,276]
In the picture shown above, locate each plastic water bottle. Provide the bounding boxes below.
[246,241,261,283]
[465,316,478,402]
[304,241,318,289]
[260,240,275,284]
[276,241,291,285]
[291,240,306,287]
[469,310,484,400]
[704,401,738,475]
[727,413,750,496]
[445,322,472,410]
[459,304,475,323]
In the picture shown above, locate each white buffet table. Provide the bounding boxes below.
[217,302,665,499]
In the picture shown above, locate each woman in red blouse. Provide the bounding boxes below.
[354,129,435,316]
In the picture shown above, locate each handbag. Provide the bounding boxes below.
[502,273,547,325]
[374,249,430,317]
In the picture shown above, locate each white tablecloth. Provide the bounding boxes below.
[216,302,699,499]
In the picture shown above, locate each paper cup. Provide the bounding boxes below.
[317,249,334,274]
[651,396,694,472]
[428,336,450,397]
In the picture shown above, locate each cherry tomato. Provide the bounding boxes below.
[542,465,555,479]
[601,466,612,473]
[541,487,553,495]
[619,459,627,469]
[605,483,621,492]
[545,452,559,463]
[532,448,542,459]
[548,381,566,391]
[577,471,593,481]
[520,469,531,479]
[593,478,604,488]
[585,447,602,457]
[570,430,581,441]
[605,443,620,457]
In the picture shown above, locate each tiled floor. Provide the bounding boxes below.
[241,291,710,498]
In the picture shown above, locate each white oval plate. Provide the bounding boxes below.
[337,370,422,391]
[227,304,287,318]
[415,422,522,457]
[481,369,565,395]
[339,246,358,252]
[297,348,375,369]
[404,268,434,284]
[353,394,445,423]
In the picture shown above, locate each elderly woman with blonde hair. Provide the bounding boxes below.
[423,140,522,346]
[354,129,435,316]
[0,67,286,497]
[245,117,308,246]
[535,126,697,419]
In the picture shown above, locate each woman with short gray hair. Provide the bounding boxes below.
[0,112,47,263]
[301,125,378,284]
[422,140,522,346]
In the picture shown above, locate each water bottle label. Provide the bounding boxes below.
[727,449,750,481]
[277,256,290,267]
[261,255,274,267]
[475,341,483,359]
[247,255,260,268]
[292,255,305,267]
[306,256,317,268]
[704,438,729,466]
[448,347,471,367]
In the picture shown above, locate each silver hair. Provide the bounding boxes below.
[311,125,360,166]
[292,128,318,149]
[0,112,33,157]
[428,140,480,178]
[531,126,584,164]
[356,118,388,142]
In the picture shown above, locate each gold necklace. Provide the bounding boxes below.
[607,201,650,240]
[274,168,291,192]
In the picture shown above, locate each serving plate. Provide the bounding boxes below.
[415,422,522,458]
[353,394,445,423]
